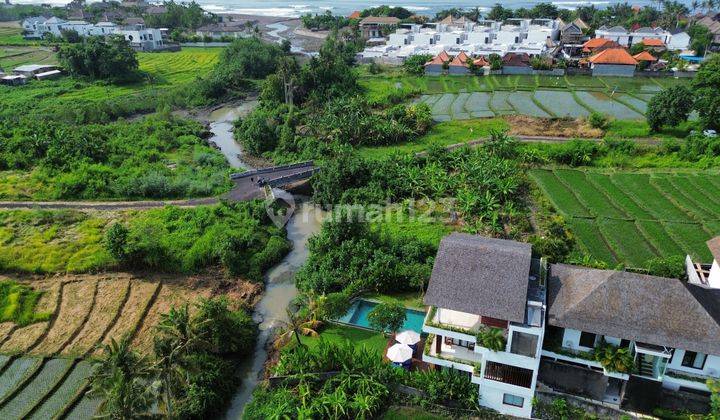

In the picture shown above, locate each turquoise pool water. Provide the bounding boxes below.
[336,299,426,334]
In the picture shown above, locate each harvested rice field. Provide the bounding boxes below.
[530,169,720,267]
[0,272,258,358]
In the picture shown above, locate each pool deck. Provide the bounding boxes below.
[382,333,432,372]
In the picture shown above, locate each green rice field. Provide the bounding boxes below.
[530,169,720,267]
[362,73,690,122]
[0,357,97,419]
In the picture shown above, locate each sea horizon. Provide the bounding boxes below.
[11,0,697,18]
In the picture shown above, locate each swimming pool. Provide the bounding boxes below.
[336,299,426,334]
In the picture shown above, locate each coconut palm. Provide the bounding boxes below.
[274,308,321,348]
[477,327,506,352]
[153,305,210,417]
[90,336,156,419]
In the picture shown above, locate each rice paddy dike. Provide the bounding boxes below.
[0,272,258,419]
[361,73,691,122]
[531,169,720,267]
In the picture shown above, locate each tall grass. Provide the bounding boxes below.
[0,281,50,326]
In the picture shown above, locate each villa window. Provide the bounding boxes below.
[445,337,474,350]
[503,393,524,407]
[579,331,597,348]
[682,351,707,370]
[510,331,538,358]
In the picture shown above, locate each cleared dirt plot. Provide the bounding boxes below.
[0,357,42,401]
[575,91,644,120]
[65,393,102,420]
[29,360,92,420]
[0,358,74,419]
[95,279,160,355]
[598,219,659,266]
[1,281,61,354]
[465,92,495,118]
[63,278,130,356]
[532,169,720,265]
[506,91,550,118]
[0,322,14,342]
[568,218,619,264]
[534,90,589,118]
[31,280,98,355]
[451,93,471,119]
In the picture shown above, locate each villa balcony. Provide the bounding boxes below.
[664,368,714,392]
[423,334,482,374]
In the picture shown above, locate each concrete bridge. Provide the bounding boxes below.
[224,161,319,201]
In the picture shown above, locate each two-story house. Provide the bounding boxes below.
[421,234,547,417]
[422,234,720,417]
[541,241,720,412]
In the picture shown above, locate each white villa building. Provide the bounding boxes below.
[594,25,690,50]
[361,18,560,61]
[422,234,546,418]
[21,16,165,51]
[421,234,720,418]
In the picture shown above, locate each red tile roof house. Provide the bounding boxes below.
[588,48,638,77]
[448,51,471,75]
[582,38,621,54]
[502,52,533,75]
[640,37,667,52]
[424,51,451,75]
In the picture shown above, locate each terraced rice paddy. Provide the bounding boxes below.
[0,273,225,418]
[530,169,720,267]
[417,88,653,121]
[0,358,96,419]
[376,74,690,121]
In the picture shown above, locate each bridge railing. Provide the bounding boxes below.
[266,168,320,188]
[230,161,315,180]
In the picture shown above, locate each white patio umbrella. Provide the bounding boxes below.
[386,343,414,363]
[395,330,421,346]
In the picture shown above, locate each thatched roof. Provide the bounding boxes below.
[548,264,720,355]
[424,234,532,323]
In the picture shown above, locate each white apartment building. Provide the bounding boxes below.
[594,25,672,47]
[422,234,720,418]
[422,234,546,418]
[22,16,165,50]
[360,18,560,61]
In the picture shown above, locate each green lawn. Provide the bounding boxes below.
[300,324,388,355]
[530,169,720,267]
[366,292,425,310]
[358,118,509,159]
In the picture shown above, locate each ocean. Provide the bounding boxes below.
[13,0,694,17]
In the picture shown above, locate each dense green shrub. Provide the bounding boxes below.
[0,116,231,200]
[403,54,433,75]
[691,54,720,130]
[646,86,694,132]
[59,35,139,81]
[295,207,435,296]
[644,255,686,279]
[588,112,609,130]
[367,301,406,335]
[547,140,602,167]
[104,202,289,278]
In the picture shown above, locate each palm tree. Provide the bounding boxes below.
[153,305,209,417]
[273,309,321,348]
[90,336,156,419]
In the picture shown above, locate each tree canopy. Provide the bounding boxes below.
[58,35,139,81]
